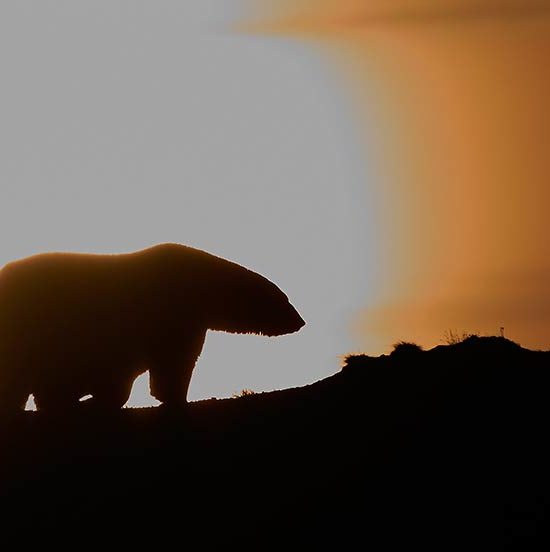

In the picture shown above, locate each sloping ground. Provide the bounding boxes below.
[0,336,548,546]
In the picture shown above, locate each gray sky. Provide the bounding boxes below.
[0,2,374,403]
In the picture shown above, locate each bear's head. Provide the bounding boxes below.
[208,269,305,337]
[150,243,305,337]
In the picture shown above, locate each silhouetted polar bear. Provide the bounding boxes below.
[0,243,305,413]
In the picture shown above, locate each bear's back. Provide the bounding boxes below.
[0,252,129,299]
[0,243,256,327]
[0,251,148,335]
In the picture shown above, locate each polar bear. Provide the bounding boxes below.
[0,243,305,413]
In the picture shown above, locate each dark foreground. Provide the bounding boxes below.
[0,336,547,547]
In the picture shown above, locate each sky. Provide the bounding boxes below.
[0,1,375,405]
[248,0,550,353]
[3,2,549,407]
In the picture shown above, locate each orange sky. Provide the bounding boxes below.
[247,1,550,351]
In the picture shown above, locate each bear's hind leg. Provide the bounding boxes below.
[87,371,141,411]
[0,378,29,415]
[33,388,80,413]
[84,358,146,411]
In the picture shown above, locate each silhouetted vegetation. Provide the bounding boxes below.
[391,340,423,355]
[0,336,545,546]
[231,388,256,398]
[442,328,478,344]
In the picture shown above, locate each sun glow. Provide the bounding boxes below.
[249,0,550,355]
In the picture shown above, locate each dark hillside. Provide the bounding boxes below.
[0,336,547,546]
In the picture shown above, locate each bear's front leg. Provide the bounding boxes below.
[0,374,30,415]
[148,326,207,408]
